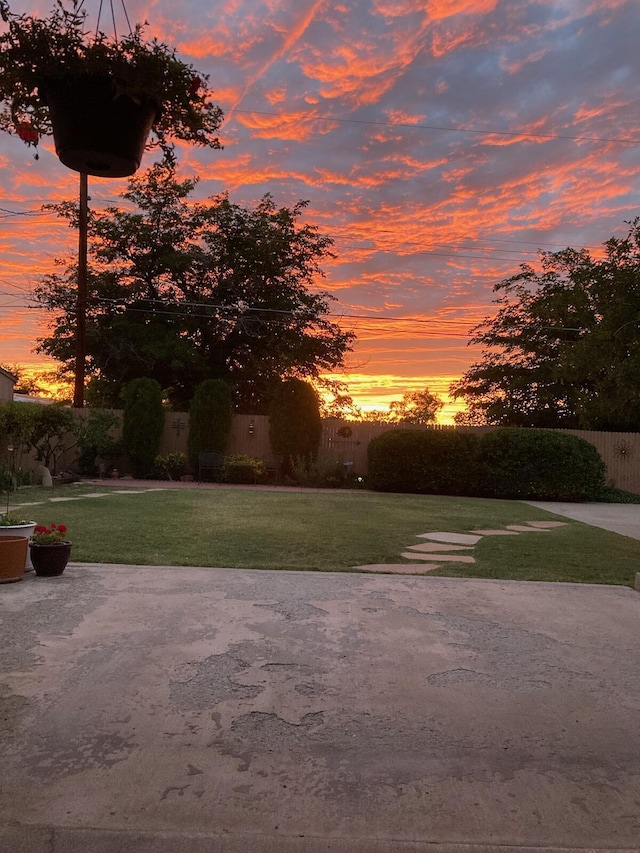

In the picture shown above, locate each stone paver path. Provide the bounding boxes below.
[11,486,164,513]
[355,519,569,575]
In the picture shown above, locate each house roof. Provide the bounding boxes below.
[0,365,18,382]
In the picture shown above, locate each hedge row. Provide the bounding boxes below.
[367,427,606,501]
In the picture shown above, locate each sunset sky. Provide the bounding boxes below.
[1,0,639,421]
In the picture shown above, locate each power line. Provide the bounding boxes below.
[228,108,640,147]
[0,207,52,218]
[29,293,479,329]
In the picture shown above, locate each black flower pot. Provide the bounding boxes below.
[40,76,159,178]
[29,542,72,577]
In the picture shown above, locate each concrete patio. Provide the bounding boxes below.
[1,563,639,852]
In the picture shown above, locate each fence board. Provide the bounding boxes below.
[4,406,640,494]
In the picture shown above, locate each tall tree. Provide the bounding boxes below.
[35,154,355,411]
[268,378,322,468]
[451,220,640,430]
[388,387,443,425]
[187,379,233,469]
[121,378,164,478]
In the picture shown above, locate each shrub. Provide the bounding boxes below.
[120,378,164,478]
[76,409,121,475]
[478,428,605,500]
[187,379,233,471]
[368,429,481,494]
[153,452,188,480]
[0,401,38,455]
[221,454,266,484]
[290,456,344,488]
[268,379,322,469]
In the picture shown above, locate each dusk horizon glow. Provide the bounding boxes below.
[1,0,639,421]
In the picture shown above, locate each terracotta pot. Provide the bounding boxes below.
[40,75,159,178]
[0,535,28,583]
[0,523,37,570]
[29,542,72,577]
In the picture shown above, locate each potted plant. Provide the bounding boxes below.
[0,513,37,570]
[0,534,28,583]
[0,1,223,177]
[29,523,72,577]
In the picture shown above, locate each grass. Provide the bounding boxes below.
[8,482,640,587]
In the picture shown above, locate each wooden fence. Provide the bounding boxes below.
[159,414,640,493]
[5,408,640,494]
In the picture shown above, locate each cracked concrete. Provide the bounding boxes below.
[1,564,639,853]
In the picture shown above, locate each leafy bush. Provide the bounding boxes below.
[221,455,266,484]
[367,429,481,495]
[153,452,188,480]
[24,404,77,473]
[597,486,640,504]
[478,428,606,500]
[76,410,122,475]
[290,456,344,488]
[0,401,37,455]
[0,466,13,494]
[187,379,233,470]
[120,378,164,478]
[268,379,322,468]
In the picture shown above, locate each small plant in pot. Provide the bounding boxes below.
[0,1,223,177]
[30,523,72,577]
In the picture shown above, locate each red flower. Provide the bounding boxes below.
[16,121,38,145]
[34,525,48,533]
[189,76,202,96]
[57,525,67,534]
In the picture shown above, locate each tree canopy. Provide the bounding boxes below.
[388,387,443,425]
[35,154,355,412]
[451,220,640,430]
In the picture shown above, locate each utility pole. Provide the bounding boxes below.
[73,172,88,408]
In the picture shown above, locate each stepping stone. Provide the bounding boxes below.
[81,492,110,498]
[406,543,473,552]
[471,529,520,536]
[112,489,148,494]
[416,532,482,545]
[505,525,550,533]
[48,497,82,502]
[526,521,568,528]
[401,552,476,563]
[355,564,440,574]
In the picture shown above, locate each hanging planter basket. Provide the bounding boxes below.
[39,76,160,178]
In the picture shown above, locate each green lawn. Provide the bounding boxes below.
[9,483,639,587]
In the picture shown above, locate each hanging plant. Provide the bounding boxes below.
[0,1,223,176]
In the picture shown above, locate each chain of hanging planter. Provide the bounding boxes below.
[38,0,162,178]
[71,0,133,42]
[0,0,224,406]
[0,0,223,176]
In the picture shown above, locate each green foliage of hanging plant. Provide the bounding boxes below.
[0,1,223,156]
